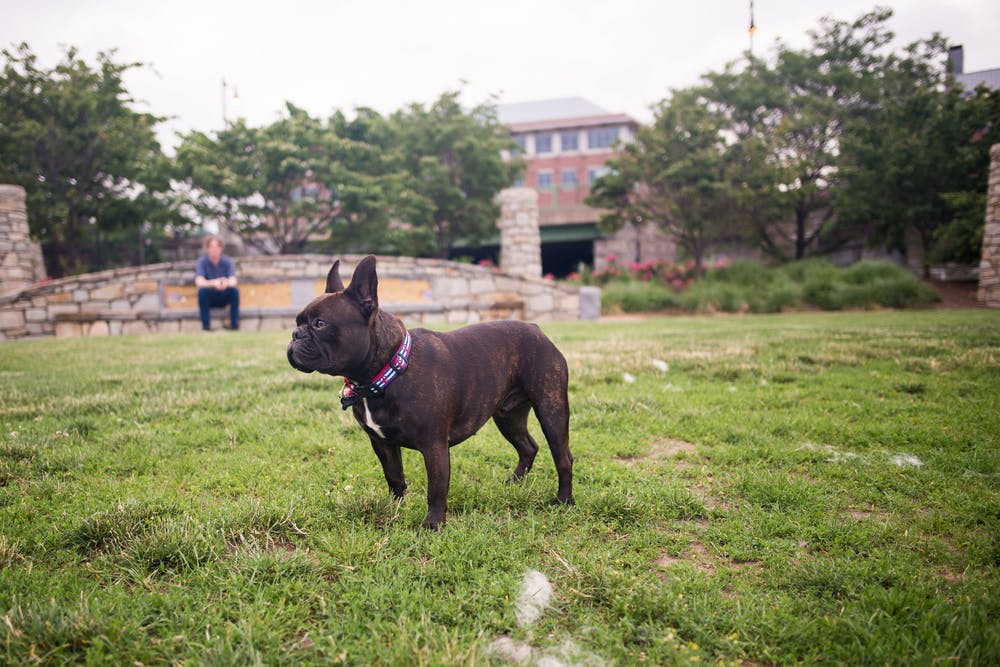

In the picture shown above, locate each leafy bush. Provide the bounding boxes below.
[601,280,680,313]
[585,257,940,314]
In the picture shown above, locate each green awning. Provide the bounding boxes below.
[539,223,601,243]
[451,222,601,249]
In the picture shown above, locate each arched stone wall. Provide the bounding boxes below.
[0,254,584,340]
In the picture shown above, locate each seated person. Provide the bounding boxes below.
[195,236,239,331]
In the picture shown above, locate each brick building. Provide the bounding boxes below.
[494,97,675,276]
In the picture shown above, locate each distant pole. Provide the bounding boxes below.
[221,78,239,126]
[749,0,756,54]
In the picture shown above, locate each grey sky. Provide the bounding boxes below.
[4,1,998,150]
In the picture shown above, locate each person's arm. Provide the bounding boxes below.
[195,257,210,287]
[223,258,238,288]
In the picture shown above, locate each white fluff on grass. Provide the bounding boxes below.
[536,640,609,667]
[652,359,669,372]
[515,569,553,627]
[487,636,533,664]
[489,572,608,666]
[891,453,924,467]
[623,372,636,384]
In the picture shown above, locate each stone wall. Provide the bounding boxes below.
[594,221,677,269]
[978,144,1000,307]
[0,254,584,340]
[0,185,45,297]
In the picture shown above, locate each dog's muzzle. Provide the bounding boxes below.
[287,341,315,373]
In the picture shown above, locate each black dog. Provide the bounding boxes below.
[287,256,574,528]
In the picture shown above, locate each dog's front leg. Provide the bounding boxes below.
[420,443,451,530]
[370,438,407,500]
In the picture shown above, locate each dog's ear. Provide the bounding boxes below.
[325,260,344,293]
[345,255,379,320]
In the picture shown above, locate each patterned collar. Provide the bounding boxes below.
[340,330,412,410]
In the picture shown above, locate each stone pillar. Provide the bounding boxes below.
[978,144,1000,307]
[498,188,542,279]
[0,185,46,297]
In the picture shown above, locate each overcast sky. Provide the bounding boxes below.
[4,1,999,150]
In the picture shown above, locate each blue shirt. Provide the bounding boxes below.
[196,254,236,281]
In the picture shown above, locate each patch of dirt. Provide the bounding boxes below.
[651,439,699,457]
[616,439,699,468]
[941,570,967,584]
[929,280,982,309]
[653,553,684,568]
[654,541,761,581]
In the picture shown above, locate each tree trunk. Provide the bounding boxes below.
[795,205,808,259]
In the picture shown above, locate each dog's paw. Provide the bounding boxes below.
[549,496,575,507]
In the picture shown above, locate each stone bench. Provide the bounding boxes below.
[50,298,527,337]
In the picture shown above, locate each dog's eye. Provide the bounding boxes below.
[313,319,327,329]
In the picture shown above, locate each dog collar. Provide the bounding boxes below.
[340,330,412,410]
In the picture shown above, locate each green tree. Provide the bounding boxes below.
[0,43,172,276]
[174,104,404,255]
[702,9,895,260]
[587,88,738,275]
[836,39,1000,273]
[390,91,521,259]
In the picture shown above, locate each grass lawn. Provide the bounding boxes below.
[1,309,998,665]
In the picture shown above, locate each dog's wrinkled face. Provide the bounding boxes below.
[286,292,371,375]
[287,257,379,376]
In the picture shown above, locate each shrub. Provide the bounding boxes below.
[601,281,680,313]
[754,277,802,313]
[590,256,938,314]
[685,282,748,313]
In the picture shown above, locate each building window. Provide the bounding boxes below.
[536,171,553,190]
[512,136,526,154]
[512,176,525,187]
[560,131,579,151]
[535,133,553,154]
[587,127,619,149]
[588,166,611,185]
[561,169,578,190]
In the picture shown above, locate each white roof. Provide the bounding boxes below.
[497,97,613,124]
[957,68,1000,92]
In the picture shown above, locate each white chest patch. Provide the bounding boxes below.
[362,399,385,439]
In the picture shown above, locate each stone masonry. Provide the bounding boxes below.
[498,188,542,279]
[0,185,46,297]
[978,144,1000,307]
[0,254,584,340]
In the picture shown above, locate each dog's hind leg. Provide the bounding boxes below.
[493,401,539,482]
[534,401,573,505]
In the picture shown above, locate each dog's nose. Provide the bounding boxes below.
[292,327,305,340]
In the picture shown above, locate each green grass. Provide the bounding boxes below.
[1,310,998,665]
